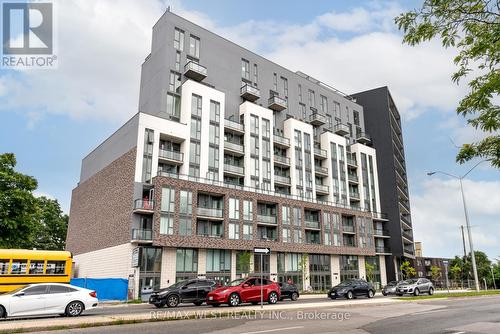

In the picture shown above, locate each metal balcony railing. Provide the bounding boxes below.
[348,174,359,183]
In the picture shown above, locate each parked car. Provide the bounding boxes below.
[328,279,375,300]
[382,281,400,296]
[277,282,299,301]
[149,279,217,308]
[396,278,434,296]
[206,277,281,307]
[0,283,98,318]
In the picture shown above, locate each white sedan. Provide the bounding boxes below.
[0,283,98,318]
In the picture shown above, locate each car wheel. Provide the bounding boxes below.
[193,301,203,306]
[166,295,180,308]
[367,290,375,298]
[428,287,434,296]
[382,292,387,296]
[229,293,240,307]
[154,301,165,308]
[330,296,337,300]
[65,301,84,317]
[268,292,278,304]
[291,292,299,301]
[346,291,354,300]
[0,305,5,318]
[413,288,420,297]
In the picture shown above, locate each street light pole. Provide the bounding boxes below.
[492,266,497,290]
[427,159,491,292]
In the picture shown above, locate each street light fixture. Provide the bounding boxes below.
[427,159,492,292]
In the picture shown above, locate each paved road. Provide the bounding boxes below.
[36,296,500,334]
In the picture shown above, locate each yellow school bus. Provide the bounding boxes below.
[0,249,72,293]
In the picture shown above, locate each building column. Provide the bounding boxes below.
[304,256,310,291]
[230,250,237,281]
[270,253,278,282]
[197,248,206,278]
[394,257,399,281]
[358,256,366,280]
[160,247,177,288]
[379,255,387,286]
[331,255,340,286]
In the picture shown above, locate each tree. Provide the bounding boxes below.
[396,0,500,167]
[463,251,492,282]
[365,262,375,283]
[298,253,309,291]
[430,265,442,281]
[0,153,39,248]
[450,263,463,281]
[400,260,417,279]
[236,251,252,276]
[32,197,68,251]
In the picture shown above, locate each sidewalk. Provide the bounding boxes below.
[0,297,400,333]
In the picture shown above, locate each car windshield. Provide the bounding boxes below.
[228,278,245,287]
[387,281,398,286]
[167,281,185,289]
[403,279,418,284]
[337,281,354,287]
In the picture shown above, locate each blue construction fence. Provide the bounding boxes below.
[70,278,128,301]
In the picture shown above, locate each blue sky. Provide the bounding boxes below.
[0,0,498,261]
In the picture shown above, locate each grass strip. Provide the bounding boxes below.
[399,289,500,301]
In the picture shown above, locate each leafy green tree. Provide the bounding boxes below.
[236,251,252,276]
[298,253,309,291]
[463,251,492,282]
[430,265,442,281]
[449,262,463,281]
[0,153,39,248]
[365,262,375,283]
[400,260,417,279]
[32,197,68,251]
[396,0,500,167]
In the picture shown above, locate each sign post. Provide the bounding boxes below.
[254,247,270,309]
[443,260,449,293]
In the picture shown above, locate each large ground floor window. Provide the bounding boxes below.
[340,255,359,282]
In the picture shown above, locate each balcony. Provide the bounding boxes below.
[333,123,350,136]
[348,174,359,183]
[197,207,223,219]
[131,229,153,242]
[309,112,326,126]
[257,214,277,225]
[372,212,389,221]
[197,231,223,238]
[274,154,290,166]
[373,229,390,237]
[402,229,413,241]
[305,220,320,229]
[315,165,328,177]
[273,134,290,147]
[356,132,372,145]
[224,141,244,155]
[375,246,391,254]
[268,96,287,111]
[274,174,291,186]
[313,147,327,159]
[224,163,245,176]
[184,61,207,81]
[315,184,329,195]
[158,149,184,164]
[342,225,355,233]
[133,199,154,213]
[224,118,245,134]
[346,156,357,168]
[240,84,260,102]
[401,214,412,227]
[349,191,360,200]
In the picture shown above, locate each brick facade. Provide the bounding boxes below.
[66,148,137,255]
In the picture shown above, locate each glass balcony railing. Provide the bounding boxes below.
[274,174,291,185]
[315,165,328,175]
[224,163,244,175]
[376,246,391,254]
[333,123,350,136]
[224,141,244,153]
[184,61,207,81]
[131,229,153,241]
[348,174,359,183]
[342,225,355,233]
[257,214,277,224]
[373,229,389,237]
[224,118,245,132]
[240,84,261,101]
[315,184,329,193]
[197,207,223,218]
[158,149,183,162]
[305,220,320,229]
[314,147,327,158]
[274,154,290,165]
[133,199,154,211]
[273,134,290,147]
[268,95,287,111]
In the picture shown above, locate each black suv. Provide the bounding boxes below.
[149,279,217,308]
[278,282,299,301]
[328,279,375,300]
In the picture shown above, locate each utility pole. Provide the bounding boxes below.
[460,225,467,259]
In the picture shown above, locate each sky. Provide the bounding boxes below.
[0,0,498,261]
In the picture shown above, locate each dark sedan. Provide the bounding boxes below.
[328,279,375,300]
[278,282,299,301]
[149,279,217,308]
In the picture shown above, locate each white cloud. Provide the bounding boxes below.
[411,178,500,259]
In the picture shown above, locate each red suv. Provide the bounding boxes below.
[206,277,280,307]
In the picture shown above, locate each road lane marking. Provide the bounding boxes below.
[239,326,305,334]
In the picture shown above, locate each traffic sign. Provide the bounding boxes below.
[254,247,270,254]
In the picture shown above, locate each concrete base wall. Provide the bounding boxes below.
[331,255,341,286]
[73,243,134,279]
[380,256,388,286]
[160,247,177,288]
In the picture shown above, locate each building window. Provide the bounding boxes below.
[229,198,240,220]
[208,146,219,170]
[281,76,288,97]
[206,249,231,272]
[353,110,360,126]
[166,93,180,120]
[142,128,154,182]
[210,100,220,123]
[250,136,259,156]
[209,123,219,144]
[175,51,181,71]
[282,206,291,224]
[340,255,359,281]
[169,71,181,93]
[189,142,200,164]
[262,139,270,159]
[251,157,259,178]
[191,94,202,117]
[262,118,270,139]
[160,215,174,235]
[176,249,198,273]
[188,35,200,58]
[229,223,239,239]
[241,58,250,80]
[253,64,258,85]
[262,160,271,180]
[299,103,306,120]
[161,186,175,212]
[273,73,278,91]
[320,95,328,113]
[293,229,302,243]
[282,227,290,242]
[298,84,302,102]
[293,207,302,226]
[189,164,200,177]
[243,200,253,221]
[190,118,201,140]
[308,89,315,107]
[250,114,259,135]
[333,101,341,119]
[243,223,253,240]
[179,217,192,236]
[180,190,192,214]
[174,28,184,51]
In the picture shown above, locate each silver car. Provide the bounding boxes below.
[396,278,434,296]
[382,281,400,296]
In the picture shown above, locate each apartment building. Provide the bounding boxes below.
[352,87,415,280]
[66,10,395,297]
